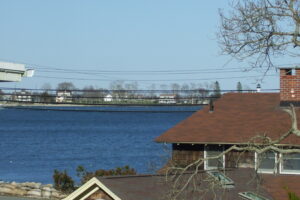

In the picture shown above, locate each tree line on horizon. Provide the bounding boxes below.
[0,81,250,105]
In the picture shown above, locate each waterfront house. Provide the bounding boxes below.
[155,68,300,199]
[104,94,113,102]
[56,90,72,103]
[13,90,32,102]
[159,94,177,104]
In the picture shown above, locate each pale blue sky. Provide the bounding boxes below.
[0,0,286,90]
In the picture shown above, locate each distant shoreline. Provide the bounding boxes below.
[0,102,203,107]
[1,103,91,107]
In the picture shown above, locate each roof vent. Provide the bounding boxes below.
[256,84,261,93]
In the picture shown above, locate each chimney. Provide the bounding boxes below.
[209,99,214,113]
[280,67,300,106]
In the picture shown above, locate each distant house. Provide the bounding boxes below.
[14,90,32,102]
[56,90,72,103]
[159,94,177,104]
[104,94,113,102]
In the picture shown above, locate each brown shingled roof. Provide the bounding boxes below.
[97,168,272,200]
[262,173,300,200]
[155,93,300,145]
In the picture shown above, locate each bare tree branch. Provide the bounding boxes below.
[218,0,300,69]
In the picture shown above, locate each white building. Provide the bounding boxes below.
[56,91,72,103]
[159,94,177,104]
[14,91,32,102]
[104,94,113,102]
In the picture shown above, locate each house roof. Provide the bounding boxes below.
[155,93,300,145]
[97,169,273,200]
[65,168,300,200]
[262,173,300,200]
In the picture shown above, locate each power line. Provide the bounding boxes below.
[1,58,299,73]
[35,74,278,82]
[37,69,249,75]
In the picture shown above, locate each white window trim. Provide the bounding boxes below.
[279,153,300,175]
[204,147,225,170]
[255,152,277,174]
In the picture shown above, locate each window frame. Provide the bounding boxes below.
[279,153,300,175]
[239,191,270,200]
[255,151,277,174]
[204,146,225,170]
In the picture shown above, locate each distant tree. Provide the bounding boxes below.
[53,169,75,193]
[199,88,209,99]
[40,92,54,103]
[170,83,180,94]
[56,82,76,91]
[213,81,221,98]
[147,83,157,98]
[110,80,124,91]
[124,81,139,98]
[237,82,242,93]
[0,89,3,100]
[159,84,168,90]
[41,83,52,92]
[81,86,107,103]
[39,83,53,103]
[110,80,125,99]
[180,83,189,91]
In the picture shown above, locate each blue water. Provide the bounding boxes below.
[0,106,198,184]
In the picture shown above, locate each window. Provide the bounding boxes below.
[239,192,270,200]
[280,153,300,174]
[255,151,277,173]
[204,146,225,170]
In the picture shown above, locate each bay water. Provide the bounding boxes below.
[0,106,199,184]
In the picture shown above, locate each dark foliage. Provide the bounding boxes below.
[53,169,75,193]
[76,165,136,184]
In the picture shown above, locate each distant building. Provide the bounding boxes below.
[14,90,32,102]
[159,94,177,104]
[56,90,72,103]
[104,94,113,102]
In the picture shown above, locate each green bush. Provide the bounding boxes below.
[53,169,75,193]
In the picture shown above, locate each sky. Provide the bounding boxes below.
[0,0,290,91]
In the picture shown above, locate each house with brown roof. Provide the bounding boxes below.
[63,168,275,200]
[155,68,300,199]
[64,68,300,200]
